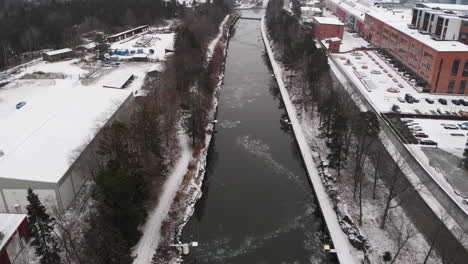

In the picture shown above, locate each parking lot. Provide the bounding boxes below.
[402,118,467,157]
[332,50,468,116]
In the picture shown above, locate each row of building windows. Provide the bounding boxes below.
[421,61,431,72]
[423,51,434,61]
[447,80,466,94]
[451,59,468,77]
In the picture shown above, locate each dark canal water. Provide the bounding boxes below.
[181,9,330,264]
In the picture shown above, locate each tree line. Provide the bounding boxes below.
[0,0,183,69]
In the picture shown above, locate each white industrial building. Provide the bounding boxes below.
[0,63,135,214]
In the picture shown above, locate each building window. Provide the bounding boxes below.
[448,80,455,93]
[463,61,468,77]
[452,59,460,76]
[459,80,466,94]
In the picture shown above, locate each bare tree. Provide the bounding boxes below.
[390,215,417,264]
[380,160,413,229]
[370,149,383,200]
[51,206,83,264]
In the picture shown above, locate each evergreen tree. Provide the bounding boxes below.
[94,34,110,61]
[83,212,134,264]
[291,0,302,19]
[26,188,61,264]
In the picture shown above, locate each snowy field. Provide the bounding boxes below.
[0,33,174,184]
[332,51,468,115]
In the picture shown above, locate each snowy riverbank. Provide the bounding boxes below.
[133,14,239,264]
[260,16,357,264]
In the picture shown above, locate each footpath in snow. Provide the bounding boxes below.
[260,17,357,264]
[132,133,192,264]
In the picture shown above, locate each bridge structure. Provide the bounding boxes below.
[238,16,262,21]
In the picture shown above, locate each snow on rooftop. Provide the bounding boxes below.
[103,73,134,89]
[0,214,26,251]
[314,16,344,25]
[0,61,155,183]
[331,51,468,115]
[366,8,468,52]
[340,30,370,52]
[301,7,321,11]
[45,48,73,56]
[422,3,468,13]
[107,25,149,39]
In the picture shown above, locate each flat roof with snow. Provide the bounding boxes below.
[0,61,133,183]
[314,16,344,25]
[107,25,149,39]
[421,3,468,13]
[103,73,134,89]
[366,9,468,52]
[45,48,73,56]
[0,214,26,251]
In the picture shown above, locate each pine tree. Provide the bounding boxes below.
[26,188,61,264]
[291,0,302,19]
[94,34,110,61]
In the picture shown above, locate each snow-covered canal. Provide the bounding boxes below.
[181,10,334,263]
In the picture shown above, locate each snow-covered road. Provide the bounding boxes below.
[132,133,192,264]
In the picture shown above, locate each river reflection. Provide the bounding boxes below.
[181,10,335,264]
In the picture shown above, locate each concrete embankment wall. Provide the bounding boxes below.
[260,17,357,264]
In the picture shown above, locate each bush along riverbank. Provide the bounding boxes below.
[151,13,239,264]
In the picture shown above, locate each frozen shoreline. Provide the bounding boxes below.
[260,16,357,264]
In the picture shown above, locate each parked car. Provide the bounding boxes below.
[392,104,401,113]
[452,99,461,105]
[442,124,459,130]
[425,98,434,104]
[459,124,468,130]
[450,133,465,137]
[405,94,413,103]
[401,119,414,123]
[398,97,405,103]
[459,110,468,116]
[410,127,422,132]
[419,139,437,145]
[438,98,447,105]
[407,122,419,126]
[0,150,4,157]
[414,133,429,138]
[16,101,26,109]
[414,98,420,103]
[459,99,468,106]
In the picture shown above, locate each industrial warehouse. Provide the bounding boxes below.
[0,30,174,214]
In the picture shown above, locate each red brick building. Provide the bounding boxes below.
[0,214,28,264]
[365,10,468,94]
[313,16,345,40]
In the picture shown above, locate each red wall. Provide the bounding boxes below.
[0,249,11,264]
[336,7,347,20]
[314,23,344,41]
[329,40,341,53]
[355,20,365,34]
[365,13,468,94]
